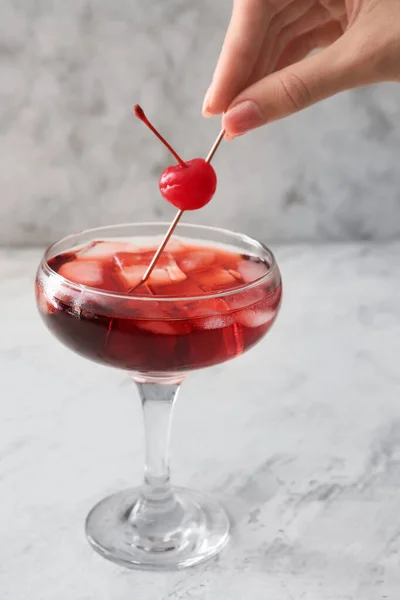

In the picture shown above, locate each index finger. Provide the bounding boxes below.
[203,0,271,115]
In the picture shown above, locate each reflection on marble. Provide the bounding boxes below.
[1,244,400,599]
[1,0,400,245]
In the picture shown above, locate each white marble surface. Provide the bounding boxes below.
[1,0,400,245]
[2,243,400,599]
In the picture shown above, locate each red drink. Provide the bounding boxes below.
[36,239,282,374]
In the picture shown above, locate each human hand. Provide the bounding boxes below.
[202,0,400,137]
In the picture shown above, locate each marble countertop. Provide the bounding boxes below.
[1,243,400,599]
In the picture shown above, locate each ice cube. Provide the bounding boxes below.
[238,259,268,283]
[143,239,185,256]
[164,239,185,253]
[186,297,228,317]
[114,253,186,290]
[192,314,235,330]
[192,268,237,290]
[114,264,146,289]
[136,320,188,335]
[228,269,242,281]
[136,321,178,335]
[166,264,187,283]
[225,287,265,311]
[154,279,204,297]
[235,307,275,328]
[59,260,104,287]
[114,251,150,267]
[178,249,216,273]
[76,240,138,261]
[149,264,186,286]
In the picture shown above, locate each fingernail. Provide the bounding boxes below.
[224,132,245,141]
[202,86,214,117]
[223,100,264,135]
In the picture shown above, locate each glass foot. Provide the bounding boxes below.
[85,487,230,570]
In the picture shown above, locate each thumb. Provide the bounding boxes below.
[222,35,368,136]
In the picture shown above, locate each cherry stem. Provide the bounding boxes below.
[133,105,187,167]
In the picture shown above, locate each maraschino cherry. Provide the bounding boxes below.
[133,105,217,211]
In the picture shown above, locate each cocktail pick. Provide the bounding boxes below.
[137,129,225,288]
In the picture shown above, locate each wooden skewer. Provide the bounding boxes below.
[137,129,225,288]
[205,128,225,163]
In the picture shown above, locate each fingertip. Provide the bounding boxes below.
[222,100,265,136]
[202,108,214,118]
[223,130,245,141]
[202,85,215,118]
[202,101,223,118]
[202,86,230,118]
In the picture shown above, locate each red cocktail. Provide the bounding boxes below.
[37,233,281,374]
[35,222,282,569]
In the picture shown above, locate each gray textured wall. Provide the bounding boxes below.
[1,0,400,246]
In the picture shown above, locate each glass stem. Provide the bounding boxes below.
[136,377,181,504]
[129,376,185,550]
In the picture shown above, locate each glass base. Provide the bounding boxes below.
[85,487,230,570]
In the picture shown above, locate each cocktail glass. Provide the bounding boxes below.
[35,222,282,570]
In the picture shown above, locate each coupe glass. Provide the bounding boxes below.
[35,223,282,570]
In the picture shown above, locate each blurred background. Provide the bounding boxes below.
[1,0,400,246]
